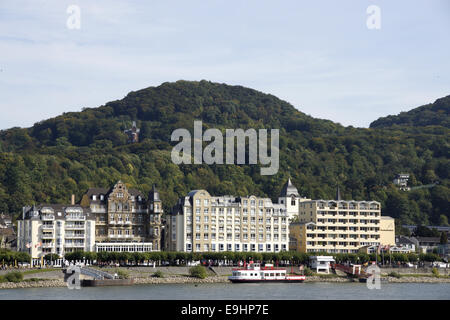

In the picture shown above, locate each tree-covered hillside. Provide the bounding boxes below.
[370,95,450,128]
[0,80,448,227]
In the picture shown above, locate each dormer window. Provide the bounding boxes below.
[100,195,104,201]
[137,196,141,202]
[92,195,96,201]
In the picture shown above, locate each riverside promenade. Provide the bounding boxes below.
[1,266,450,289]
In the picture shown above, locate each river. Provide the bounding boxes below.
[0,282,449,300]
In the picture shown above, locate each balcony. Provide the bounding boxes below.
[65,242,85,248]
[41,225,54,230]
[41,233,54,239]
[41,215,55,221]
[65,233,85,239]
[66,216,86,221]
[65,224,85,230]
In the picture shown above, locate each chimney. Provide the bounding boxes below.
[71,194,75,205]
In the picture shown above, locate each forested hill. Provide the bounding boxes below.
[370,95,450,129]
[0,80,448,228]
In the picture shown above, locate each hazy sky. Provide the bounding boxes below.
[0,0,449,130]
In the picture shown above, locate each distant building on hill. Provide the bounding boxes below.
[124,121,140,143]
[393,173,410,191]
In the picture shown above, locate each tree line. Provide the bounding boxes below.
[63,250,442,265]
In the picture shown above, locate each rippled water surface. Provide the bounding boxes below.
[0,282,449,300]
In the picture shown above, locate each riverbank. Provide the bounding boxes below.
[1,267,450,289]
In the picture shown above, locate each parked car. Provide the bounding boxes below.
[431,262,448,268]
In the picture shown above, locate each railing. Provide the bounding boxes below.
[65,224,85,229]
[66,216,86,221]
[65,242,85,248]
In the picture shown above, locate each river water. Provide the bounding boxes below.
[0,282,449,300]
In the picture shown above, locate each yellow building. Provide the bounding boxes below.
[380,216,395,246]
[290,200,394,254]
[167,189,290,253]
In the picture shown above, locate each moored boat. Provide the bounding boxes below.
[228,262,305,283]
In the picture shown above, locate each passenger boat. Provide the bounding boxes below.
[229,262,306,283]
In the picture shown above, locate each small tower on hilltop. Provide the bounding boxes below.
[124,121,140,143]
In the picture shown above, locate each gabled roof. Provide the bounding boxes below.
[280,178,299,197]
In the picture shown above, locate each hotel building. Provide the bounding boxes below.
[290,199,395,253]
[166,179,307,253]
[17,204,96,259]
[80,181,163,252]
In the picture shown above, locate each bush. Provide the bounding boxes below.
[4,272,24,283]
[432,267,440,278]
[0,276,6,283]
[303,267,314,276]
[189,266,207,279]
[152,270,164,278]
[115,269,130,279]
[388,272,401,278]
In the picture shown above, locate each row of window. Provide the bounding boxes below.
[195,199,268,207]
[187,233,287,241]
[186,243,287,252]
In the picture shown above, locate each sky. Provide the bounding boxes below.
[0,0,449,130]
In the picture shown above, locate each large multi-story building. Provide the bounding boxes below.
[80,181,163,252]
[290,199,395,253]
[166,179,305,253]
[17,181,163,259]
[17,204,96,260]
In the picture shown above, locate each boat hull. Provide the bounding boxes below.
[229,278,305,283]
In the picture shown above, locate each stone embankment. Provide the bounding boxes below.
[0,279,66,289]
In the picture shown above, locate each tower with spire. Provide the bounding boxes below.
[278,178,309,220]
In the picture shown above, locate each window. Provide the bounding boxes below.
[196,199,200,206]
[204,199,209,206]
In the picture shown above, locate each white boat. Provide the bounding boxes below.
[228,262,306,283]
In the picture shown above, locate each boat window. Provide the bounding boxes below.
[276,273,280,276]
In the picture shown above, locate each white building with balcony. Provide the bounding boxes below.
[17,204,95,259]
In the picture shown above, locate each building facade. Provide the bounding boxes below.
[17,204,96,259]
[80,181,163,252]
[290,199,394,253]
[167,188,293,253]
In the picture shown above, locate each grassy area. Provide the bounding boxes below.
[315,273,340,278]
[382,273,450,278]
[20,268,59,275]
